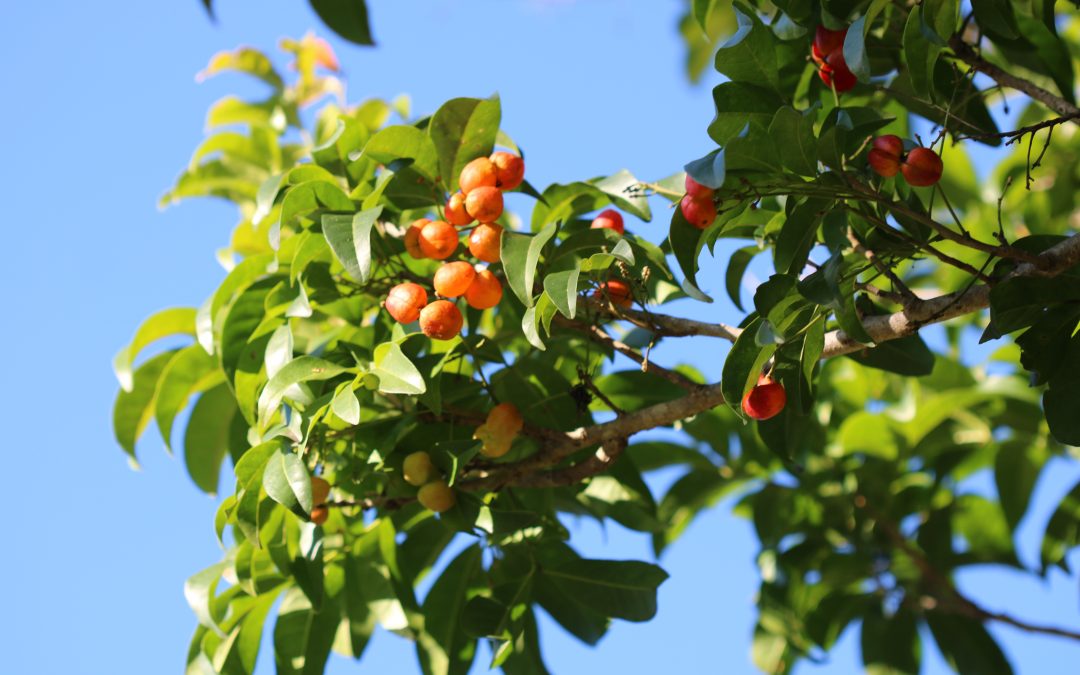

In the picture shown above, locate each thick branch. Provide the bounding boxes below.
[586,298,743,341]
[948,36,1080,119]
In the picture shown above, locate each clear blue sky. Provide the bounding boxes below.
[3,1,1079,673]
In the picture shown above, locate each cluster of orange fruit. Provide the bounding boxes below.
[383,151,525,340]
[586,208,636,309]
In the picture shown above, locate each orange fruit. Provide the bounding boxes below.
[465,269,503,309]
[385,283,428,323]
[490,151,525,191]
[419,300,464,340]
[464,186,504,223]
[459,157,497,194]
[417,479,456,512]
[310,476,331,506]
[310,505,329,525]
[433,261,477,298]
[404,218,429,259]
[487,402,523,438]
[592,280,633,309]
[418,220,459,260]
[445,191,474,226]
[468,223,503,263]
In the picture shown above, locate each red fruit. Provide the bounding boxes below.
[872,135,904,158]
[590,208,625,235]
[819,51,857,93]
[445,192,474,227]
[469,223,503,263]
[433,261,476,298]
[685,175,714,200]
[813,26,847,60]
[901,147,943,187]
[490,151,525,191]
[680,194,717,229]
[464,269,503,309]
[741,374,787,421]
[592,280,633,309]
[384,283,428,324]
[419,300,464,340]
[418,220,459,260]
[464,185,504,223]
[459,157,498,194]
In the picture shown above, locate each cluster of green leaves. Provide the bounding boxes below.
[115,0,1080,672]
[199,0,376,46]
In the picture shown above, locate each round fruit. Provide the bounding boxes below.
[417,479,456,513]
[820,51,857,93]
[868,148,902,178]
[590,208,625,235]
[362,373,380,390]
[901,147,944,187]
[469,223,503,263]
[685,175,714,200]
[310,505,329,525]
[872,135,904,158]
[490,151,525,191]
[813,26,847,60]
[741,374,787,420]
[464,185,504,223]
[445,192,474,226]
[385,283,428,324]
[680,194,717,229]
[404,218,429,259]
[474,423,513,458]
[419,300,464,340]
[459,157,498,194]
[592,279,633,309]
[487,402,524,438]
[310,476,331,506]
[433,261,477,298]
[403,451,437,487]
[464,269,503,309]
[418,220,459,260]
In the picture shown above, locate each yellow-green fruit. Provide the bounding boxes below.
[473,423,512,458]
[417,480,456,513]
[311,476,331,506]
[403,451,437,487]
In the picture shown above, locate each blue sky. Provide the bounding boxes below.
[3,1,1080,673]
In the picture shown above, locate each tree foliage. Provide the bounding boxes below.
[115,2,1080,673]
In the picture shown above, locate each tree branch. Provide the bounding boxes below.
[948,36,1080,120]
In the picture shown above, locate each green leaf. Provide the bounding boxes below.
[971,0,1018,39]
[1041,478,1080,572]
[521,306,546,351]
[708,82,784,145]
[683,149,725,190]
[903,7,941,99]
[774,198,828,275]
[154,344,221,450]
[233,441,282,545]
[198,46,283,89]
[429,96,501,192]
[361,125,439,181]
[322,206,382,284]
[331,385,361,425]
[539,558,668,622]
[113,307,196,391]
[263,449,314,517]
[372,342,426,395]
[1045,379,1080,445]
[184,384,239,495]
[926,614,1013,675]
[589,170,651,221]
[721,318,775,415]
[995,439,1045,532]
[861,606,920,675]
[714,8,778,93]
[768,107,818,177]
[273,586,339,675]
[724,246,757,311]
[842,16,871,82]
[184,562,228,634]
[502,224,557,307]
[113,350,177,466]
[542,259,581,319]
[668,202,711,296]
[308,0,375,45]
[417,545,481,675]
[256,356,349,428]
[846,336,935,376]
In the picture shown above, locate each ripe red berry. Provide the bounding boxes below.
[872,135,904,157]
[819,51,857,93]
[813,26,847,60]
[490,151,525,191]
[592,280,633,308]
[741,374,787,421]
[901,147,944,187]
[590,209,625,235]
[680,194,717,229]
[685,175,714,200]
